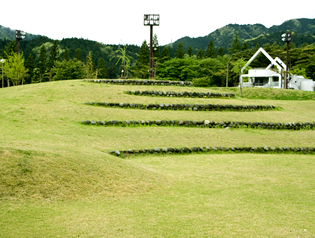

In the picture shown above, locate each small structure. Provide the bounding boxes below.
[240,47,315,91]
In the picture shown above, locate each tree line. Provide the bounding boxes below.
[1,32,315,88]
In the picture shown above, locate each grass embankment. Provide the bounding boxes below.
[0,80,315,237]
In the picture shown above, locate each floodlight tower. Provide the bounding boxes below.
[144,14,159,78]
[15,30,25,55]
[281,31,291,89]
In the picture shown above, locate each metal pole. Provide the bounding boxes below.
[150,25,154,78]
[285,41,289,89]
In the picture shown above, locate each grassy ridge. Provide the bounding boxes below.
[0,80,315,236]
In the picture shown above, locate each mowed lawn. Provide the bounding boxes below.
[0,80,315,237]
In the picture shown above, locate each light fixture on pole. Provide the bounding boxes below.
[281,31,291,89]
[0,59,4,88]
[15,30,25,55]
[144,14,159,78]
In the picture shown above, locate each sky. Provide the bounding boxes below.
[1,0,315,46]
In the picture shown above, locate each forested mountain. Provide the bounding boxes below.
[169,18,315,56]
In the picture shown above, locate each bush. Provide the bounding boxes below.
[192,77,211,87]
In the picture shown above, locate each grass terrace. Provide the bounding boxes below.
[0,79,315,237]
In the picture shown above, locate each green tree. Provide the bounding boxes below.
[205,40,217,58]
[53,59,85,81]
[25,53,35,84]
[197,48,204,59]
[1,40,17,58]
[63,47,70,61]
[97,58,106,79]
[3,52,28,86]
[232,58,250,97]
[85,51,95,78]
[160,46,170,63]
[218,47,225,56]
[48,40,59,69]
[174,42,185,59]
[73,48,82,61]
[229,32,241,54]
[187,46,193,57]
[112,43,130,78]
[305,64,315,79]
[38,44,47,83]
[134,40,150,79]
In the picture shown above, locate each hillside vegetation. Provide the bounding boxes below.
[0,80,315,237]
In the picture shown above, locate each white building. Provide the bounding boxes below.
[240,47,315,91]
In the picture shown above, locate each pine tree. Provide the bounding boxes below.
[205,40,217,58]
[197,48,204,59]
[187,46,193,57]
[229,32,241,54]
[63,47,70,61]
[74,48,82,61]
[134,40,150,78]
[48,40,59,69]
[175,42,185,59]
[218,47,224,56]
[38,44,47,83]
[97,58,106,79]
[85,51,94,78]
[160,46,170,63]
[2,40,17,58]
[25,53,35,84]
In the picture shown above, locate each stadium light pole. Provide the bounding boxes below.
[281,31,291,89]
[0,59,4,88]
[15,30,25,55]
[144,14,159,78]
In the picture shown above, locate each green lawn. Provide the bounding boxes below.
[0,80,315,237]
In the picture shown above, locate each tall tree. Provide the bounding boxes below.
[175,42,185,59]
[112,43,130,78]
[218,47,225,56]
[229,32,241,54]
[48,40,59,69]
[160,46,170,63]
[1,40,17,58]
[85,51,95,79]
[74,48,82,61]
[134,40,150,79]
[3,52,27,86]
[63,47,70,61]
[38,44,47,83]
[205,40,217,58]
[25,53,35,84]
[197,48,204,59]
[187,46,193,57]
[97,58,106,79]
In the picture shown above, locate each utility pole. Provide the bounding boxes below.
[281,31,291,89]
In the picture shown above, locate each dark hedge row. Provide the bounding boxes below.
[124,90,235,98]
[109,146,315,157]
[83,79,193,87]
[84,102,279,111]
[81,119,315,130]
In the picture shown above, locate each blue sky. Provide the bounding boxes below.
[1,0,315,46]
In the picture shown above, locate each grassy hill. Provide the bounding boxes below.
[1,80,315,237]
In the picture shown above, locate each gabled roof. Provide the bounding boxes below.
[241,47,286,74]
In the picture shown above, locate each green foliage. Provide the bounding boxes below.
[159,46,170,63]
[134,40,150,79]
[97,58,106,79]
[192,77,211,87]
[38,44,46,82]
[3,52,27,86]
[52,59,85,80]
[63,47,70,61]
[196,48,204,59]
[205,40,217,58]
[174,42,185,59]
[157,58,200,81]
[305,64,315,79]
[112,43,131,78]
[85,51,95,78]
